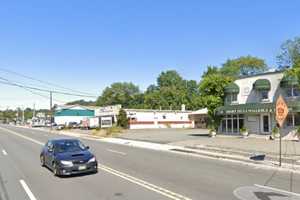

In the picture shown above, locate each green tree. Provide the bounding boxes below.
[198,73,233,126]
[277,37,300,69]
[96,82,141,108]
[117,109,128,129]
[220,56,268,77]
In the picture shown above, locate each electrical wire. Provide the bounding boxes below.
[0,67,97,96]
[0,76,97,98]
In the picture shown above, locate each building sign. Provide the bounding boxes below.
[218,107,274,115]
[276,95,288,128]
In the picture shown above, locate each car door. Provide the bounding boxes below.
[45,141,54,167]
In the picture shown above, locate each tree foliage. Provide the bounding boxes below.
[220,56,268,77]
[277,37,300,69]
[66,99,96,106]
[96,82,141,108]
[117,109,128,129]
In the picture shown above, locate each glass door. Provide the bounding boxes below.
[262,115,270,133]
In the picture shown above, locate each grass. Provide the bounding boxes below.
[91,126,123,137]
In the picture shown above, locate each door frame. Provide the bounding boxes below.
[260,113,270,134]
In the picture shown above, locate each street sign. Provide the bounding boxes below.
[275,95,288,128]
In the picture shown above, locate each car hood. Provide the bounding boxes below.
[56,150,93,161]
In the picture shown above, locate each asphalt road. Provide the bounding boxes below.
[0,125,300,200]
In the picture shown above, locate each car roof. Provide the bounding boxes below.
[49,138,80,143]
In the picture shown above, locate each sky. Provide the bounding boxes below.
[0,0,300,109]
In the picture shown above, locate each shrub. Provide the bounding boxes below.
[240,126,247,133]
[117,109,129,129]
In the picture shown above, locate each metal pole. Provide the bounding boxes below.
[279,126,282,166]
[50,91,53,130]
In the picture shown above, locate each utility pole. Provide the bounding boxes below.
[22,106,25,125]
[33,103,36,118]
[50,91,53,130]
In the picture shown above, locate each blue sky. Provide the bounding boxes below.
[0,0,300,109]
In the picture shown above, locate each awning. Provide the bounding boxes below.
[224,83,239,94]
[253,79,271,90]
[216,103,274,115]
[216,101,300,115]
[280,75,299,87]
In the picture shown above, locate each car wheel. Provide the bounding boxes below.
[53,163,59,176]
[40,155,45,167]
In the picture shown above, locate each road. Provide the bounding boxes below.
[0,125,300,200]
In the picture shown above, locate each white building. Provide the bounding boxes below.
[216,70,300,135]
[125,109,194,129]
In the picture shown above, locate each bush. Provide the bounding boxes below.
[296,126,300,137]
[117,109,129,129]
[272,126,280,138]
[240,126,247,133]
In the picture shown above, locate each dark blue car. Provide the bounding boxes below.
[40,138,98,176]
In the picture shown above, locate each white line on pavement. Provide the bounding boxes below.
[19,180,38,200]
[0,127,44,146]
[98,164,191,200]
[255,184,300,197]
[106,149,127,155]
[2,149,7,155]
[1,126,192,200]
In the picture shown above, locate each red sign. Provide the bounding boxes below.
[275,95,288,128]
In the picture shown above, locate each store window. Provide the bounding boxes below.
[221,114,244,134]
[285,113,300,127]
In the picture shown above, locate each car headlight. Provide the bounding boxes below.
[60,160,73,166]
[88,157,96,163]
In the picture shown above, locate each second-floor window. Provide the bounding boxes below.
[286,86,300,97]
[261,90,269,100]
[226,93,237,104]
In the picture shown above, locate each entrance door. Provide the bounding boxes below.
[261,114,270,133]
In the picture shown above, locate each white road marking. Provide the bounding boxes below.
[106,149,127,155]
[1,126,192,200]
[0,127,44,146]
[19,180,38,200]
[98,164,191,200]
[255,184,300,197]
[2,149,7,155]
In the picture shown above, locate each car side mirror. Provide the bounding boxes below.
[86,146,90,150]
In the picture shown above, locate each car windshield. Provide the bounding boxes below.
[54,140,86,153]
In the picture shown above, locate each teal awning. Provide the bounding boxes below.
[224,83,239,94]
[54,109,95,117]
[253,79,271,90]
[280,75,299,87]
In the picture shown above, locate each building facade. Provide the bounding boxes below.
[54,105,95,125]
[216,71,300,135]
[125,109,194,129]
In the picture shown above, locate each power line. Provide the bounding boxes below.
[0,76,97,98]
[0,67,97,96]
[0,80,67,104]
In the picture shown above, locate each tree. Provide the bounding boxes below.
[202,66,219,77]
[117,109,128,129]
[198,73,233,126]
[277,37,300,69]
[96,82,141,108]
[157,70,184,88]
[220,56,268,77]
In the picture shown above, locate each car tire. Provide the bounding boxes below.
[53,163,59,176]
[40,155,45,167]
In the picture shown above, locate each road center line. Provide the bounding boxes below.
[2,149,7,155]
[0,126,192,200]
[106,149,127,155]
[19,180,38,200]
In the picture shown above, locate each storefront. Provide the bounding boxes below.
[216,103,275,135]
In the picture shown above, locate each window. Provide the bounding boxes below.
[286,87,300,97]
[226,94,238,104]
[261,90,268,100]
